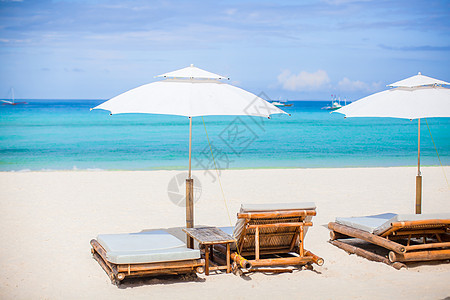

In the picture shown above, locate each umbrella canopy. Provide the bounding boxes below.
[336,86,450,119]
[334,72,450,214]
[94,77,286,117]
[387,72,450,88]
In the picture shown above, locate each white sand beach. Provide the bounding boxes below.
[0,167,449,299]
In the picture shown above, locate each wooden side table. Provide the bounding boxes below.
[183,227,235,275]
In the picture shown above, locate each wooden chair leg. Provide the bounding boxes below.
[226,243,231,273]
[299,226,304,257]
[255,226,260,260]
[205,246,210,276]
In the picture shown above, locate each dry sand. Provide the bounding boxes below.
[0,167,449,299]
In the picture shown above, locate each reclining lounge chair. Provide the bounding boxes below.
[218,202,324,273]
[328,213,450,269]
[90,230,204,284]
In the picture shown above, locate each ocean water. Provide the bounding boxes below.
[0,100,449,171]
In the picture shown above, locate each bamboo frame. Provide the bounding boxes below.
[389,249,450,262]
[328,222,406,253]
[91,239,204,284]
[249,256,311,267]
[328,219,450,269]
[218,208,323,273]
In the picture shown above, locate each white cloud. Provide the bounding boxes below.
[225,8,237,16]
[278,69,330,91]
[338,77,382,92]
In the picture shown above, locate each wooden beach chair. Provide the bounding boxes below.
[218,202,324,273]
[90,230,204,284]
[328,213,450,269]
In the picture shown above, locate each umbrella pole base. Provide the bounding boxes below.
[415,175,422,214]
[186,178,194,249]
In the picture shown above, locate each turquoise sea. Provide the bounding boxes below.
[0,100,449,171]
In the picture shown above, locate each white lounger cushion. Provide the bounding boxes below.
[336,213,397,234]
[240,202,316,212]
[97,230,200,264]
[336,213,450,235]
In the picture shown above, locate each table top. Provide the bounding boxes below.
[183,227,235,245]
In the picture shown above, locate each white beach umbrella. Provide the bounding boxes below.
[93,65,287,246]
[335,72,450,214]
[94,65,284,118]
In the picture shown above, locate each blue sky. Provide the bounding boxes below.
[0,0,449,101]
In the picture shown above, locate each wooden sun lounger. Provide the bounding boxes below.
[218,203,324,273]
[328,213,450,269]
[90,230,204,284]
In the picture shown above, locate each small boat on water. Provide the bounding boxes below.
[271,100,293,107]
[1,88,27,106]
[322,95,347,111]
[322,101,342,111]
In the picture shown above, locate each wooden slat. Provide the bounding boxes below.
[381,222,450,237]
[289,228,299,251]
[404,241,450,251]
[387,229,448,238]
[246,222,312,229]
[239,247,293,256]
[244,232,298,239]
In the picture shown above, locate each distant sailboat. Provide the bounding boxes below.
[1,88,27,105]
[270,97,293,107]
[322,95,347,111]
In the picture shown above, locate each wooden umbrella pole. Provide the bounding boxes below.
[417,118,421,176]
[186,117,194,248]
[188,117,192,179]
[416,118,422,214]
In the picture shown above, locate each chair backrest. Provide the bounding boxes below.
[233,203,316,255]
[381,215,450,238]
